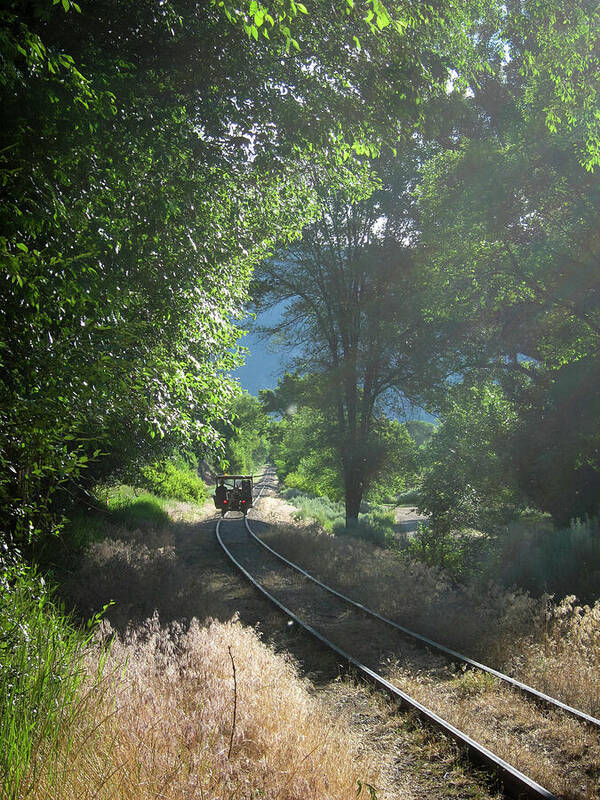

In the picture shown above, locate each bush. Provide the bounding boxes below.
[404,511,600,602]
[334,510,397,548]
[489,516,600,602]
[283,489,345,531]
[396,487,422,505]
[105,485,173,528]
[138,458,208,504]
[406,523,489,579]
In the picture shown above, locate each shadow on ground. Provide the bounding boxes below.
[61,509,344,682]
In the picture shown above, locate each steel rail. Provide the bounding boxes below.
[216,515,557,800]
[246,474,600,731]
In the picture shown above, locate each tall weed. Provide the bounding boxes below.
[489,516,600,602]
[25,616,383,799]
[0,565,101,798]
[261,523,600,716]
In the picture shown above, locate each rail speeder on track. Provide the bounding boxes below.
[213,474,253,517]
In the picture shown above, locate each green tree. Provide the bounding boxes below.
[405,419,436,449]
[264,375,419,503]
[254,153,441,527]
[222,393,271,474]
[415,1,600,523]
[418,383,522,536]
[0,0,493,541]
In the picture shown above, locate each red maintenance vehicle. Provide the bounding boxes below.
[213,474,254,517]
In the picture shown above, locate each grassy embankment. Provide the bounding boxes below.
[263,514,599,697]
[260,511,600,717]
[1,473,382,800]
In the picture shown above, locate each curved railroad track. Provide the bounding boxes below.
[216,469,599,800]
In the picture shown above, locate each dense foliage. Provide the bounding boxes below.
[138,457,208,504]
[0,0,499,542]
[413,1,600,532]
[220,392,271,474]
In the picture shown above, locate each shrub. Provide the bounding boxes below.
[396,487,422,505]
[333,510,397,547]
[283,489,345,530]
[488,516,600,602]
[138,458,207,504]
[404,511,600,602]
[406,523,490,580]
[104,485,173,528]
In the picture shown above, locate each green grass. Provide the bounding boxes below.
[50,486,175,571]
[0,564,100,798]
[105,485,172,528]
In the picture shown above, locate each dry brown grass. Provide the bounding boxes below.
[251,521,600,798]
[55,492,598,800]
[259,524,600,718]
[56,503,506,800]
[384,661,600,800]
[511,595,600,717]
[259,525,542,660]
[26,615,385,800]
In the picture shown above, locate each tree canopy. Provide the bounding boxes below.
[4,0,599,542]
[415,3,600,523]
[1,0,491,539]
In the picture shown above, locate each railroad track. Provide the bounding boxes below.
[216,470,598,800]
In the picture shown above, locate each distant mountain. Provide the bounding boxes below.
[234,305,287,396]
[234,326,283,396]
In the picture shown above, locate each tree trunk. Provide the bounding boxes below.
[344,463,364,528]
